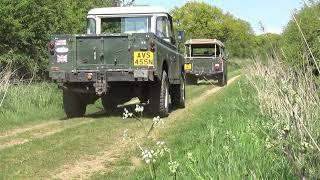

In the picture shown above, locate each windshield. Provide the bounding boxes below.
[87,18,96,34]
[188,45,221,57]
[100,17,151,34]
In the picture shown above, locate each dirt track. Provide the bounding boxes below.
[52,75,241,179]
[0,75,240,179]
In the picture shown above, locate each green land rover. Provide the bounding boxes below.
[184,39,228,86]
[48,6,186,118]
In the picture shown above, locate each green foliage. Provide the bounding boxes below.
[171,2,256,58]
[0,83,63,130]
[104,79,294,179]
[253,33,282,59]
[282,1,320,68]
[0,0,119,78]
[0,82,106,131]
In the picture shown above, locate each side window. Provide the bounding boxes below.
[156,16,175,44]
[220,47,224,57]
[167,18,174,39]
[101,18,121,33]
[87,18,96,34]
[156,16,170,39]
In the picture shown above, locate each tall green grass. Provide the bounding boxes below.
[97,78,294,179]
[247,59,320,179]
[0,83,63,131]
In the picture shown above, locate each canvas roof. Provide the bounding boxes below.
[185,39,225,47]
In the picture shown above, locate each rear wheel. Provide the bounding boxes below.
[150,71,169,117]
[218,72,228,86]
[186,74,197,85]
[101,94,118,115]
[63,90,86,118]
[171,72,186,108]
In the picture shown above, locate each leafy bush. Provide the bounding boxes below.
[282,1,320,69]
[253,33,282,59]
[0,0,119,78]
[171,2,256,59]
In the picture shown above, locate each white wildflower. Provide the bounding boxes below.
[168,160,180,173]
[223,145,229,151]
[135,104,144,113]
[231,135,236,142]
[123,108,129,119]
[265,138,272,149]
[226,130,230,136]
[141,149,156,164]
[186,152,194,162]
[154,141,169,158]
[123,129,128,141]
[153,116,164,126]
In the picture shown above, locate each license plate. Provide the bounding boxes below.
[134,51,154,66]
[184,63,192,70]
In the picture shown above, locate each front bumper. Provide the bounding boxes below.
[185,70,223,77]
[49,69,156,83]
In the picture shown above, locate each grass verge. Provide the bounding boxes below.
[0,83,63,131]
[94,77,295,179]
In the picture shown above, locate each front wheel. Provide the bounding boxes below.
[149,71,169,117]
[218,72,228,86]
[63,90,87,118]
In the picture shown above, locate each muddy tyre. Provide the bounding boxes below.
[218,72,227,86]
[150,71,169,117]
[171,72,186,108]
[63,90,86,118]
[102,95,117,115]
[138,96,149,104]
[186,74,197,85]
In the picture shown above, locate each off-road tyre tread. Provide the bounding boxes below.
[186,75,197,85]
[63,90,86,118]
[171,73,186,108]
[150,71,169,117]
[102,95,118,115]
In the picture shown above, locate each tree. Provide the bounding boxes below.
[282,2,320,69]
[253,33,282,59]
[0,0,119,78]
[171,2,256,58]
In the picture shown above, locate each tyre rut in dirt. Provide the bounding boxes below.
[171,72,186,108]
[150,71,169,117]
[63,90,87,118]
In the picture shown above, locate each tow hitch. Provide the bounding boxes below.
[94,73,108,95]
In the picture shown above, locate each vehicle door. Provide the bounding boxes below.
[156,15,180,82]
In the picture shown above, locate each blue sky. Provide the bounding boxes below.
[134,0,304,34]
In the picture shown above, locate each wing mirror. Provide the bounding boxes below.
[177,30,185,44]
[224,53,229,60]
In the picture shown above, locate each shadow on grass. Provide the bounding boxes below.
[82,102,162,119]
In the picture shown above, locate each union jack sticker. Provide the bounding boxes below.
[57,55,68,63]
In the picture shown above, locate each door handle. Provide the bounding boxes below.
[100,53,104,61]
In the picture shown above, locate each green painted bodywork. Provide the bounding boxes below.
[185,57,223,76]
[49,33,184,84]
[184,41,226,77]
